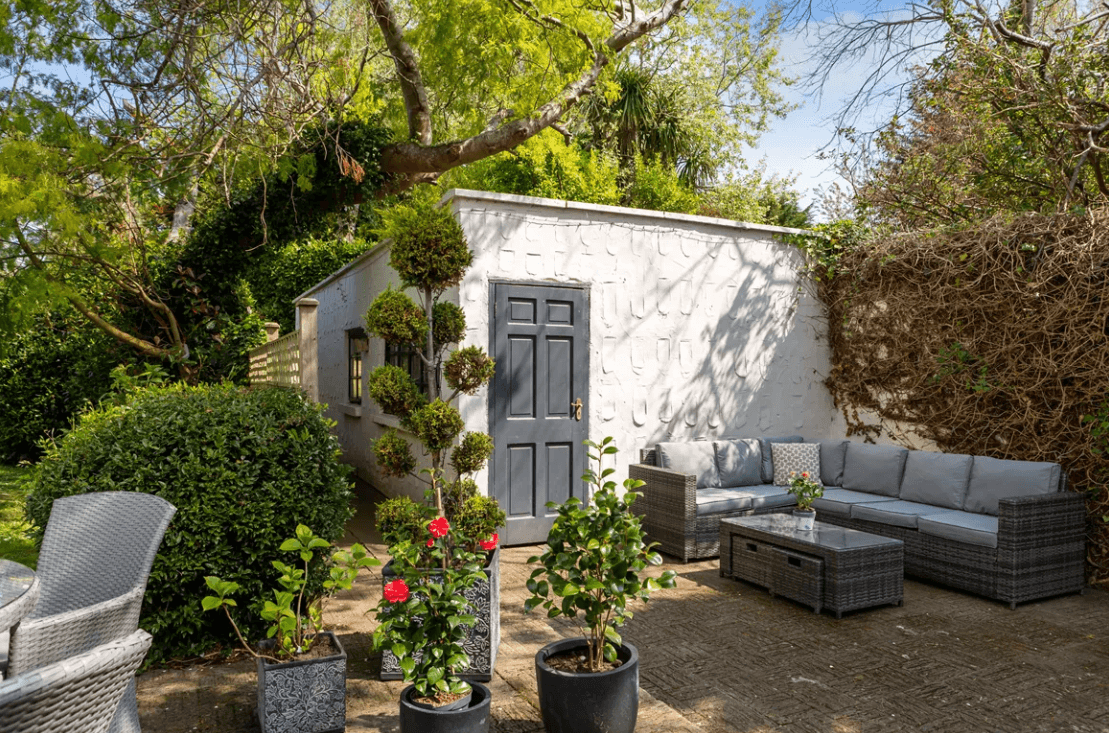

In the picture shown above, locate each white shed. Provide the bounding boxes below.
[294,189,846,544]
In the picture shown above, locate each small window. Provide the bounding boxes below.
[386,342,429,396]
[348,329,367,403]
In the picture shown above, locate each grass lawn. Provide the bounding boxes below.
[0,465,37,568]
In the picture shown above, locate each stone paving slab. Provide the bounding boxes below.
[137,484,1109,732]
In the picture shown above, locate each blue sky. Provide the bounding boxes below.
[744,3,933,218]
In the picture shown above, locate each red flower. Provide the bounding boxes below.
[427,538,435,547]
[801,472,810,479]
[383,579,409,603]
[428,517,450,538]
[479,533,498,551]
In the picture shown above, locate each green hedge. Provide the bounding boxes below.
[25,383,355,662]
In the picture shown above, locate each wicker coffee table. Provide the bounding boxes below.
[720,514,904,618]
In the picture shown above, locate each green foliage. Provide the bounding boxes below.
[373,428,418,478]
[444,346,497,396]
[450,432,495,476]
[452,495,506,554]
[787,471,823,510]
[0,313,121,463]
[432,301,466,351]
[250,236,372,333]
[441,478,480,522]
[404,400,466,453]
[365,288,429,346]
[380,198,472,295]
[623,156,701,214]
[368,365,427,417]
[376,496,436,548]
[784,220,868,281]
[202,526,378,659]
[372,531,487,702]
[525,437,677,672]
[444,129,621,205]
[24,383,355,662]
[0,465,36,569]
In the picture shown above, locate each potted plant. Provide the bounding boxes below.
[524,437,677,733]
[372,517,493,732]
[376,483,505,681]
[363,194,505,687]
[202,525,379,733]
[788,470,823,530]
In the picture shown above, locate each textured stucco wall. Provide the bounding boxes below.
[302,189,846,500]
[449,190,846,494]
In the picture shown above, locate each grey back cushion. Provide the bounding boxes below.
[898,450,974,510]
[964,456,1061,515]
[656,441,721,488]
[841,443,909,497]
[819,440,850,487]
[771,442,822,486]
[713,439,763,487]
[757,435,804,483]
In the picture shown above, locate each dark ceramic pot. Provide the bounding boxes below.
[534,638,639,733]
[256,631,346,733]
[398,681,491,733]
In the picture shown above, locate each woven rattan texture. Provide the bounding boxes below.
[0,574,38,634]
[0,629,151,733]
[8,492,174,732]
[816,489,1085,608]
[720,519,903,617]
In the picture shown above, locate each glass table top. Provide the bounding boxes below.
[722,514,903,551]
[0,559,35,609]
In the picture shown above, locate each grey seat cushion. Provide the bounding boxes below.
[898,451,974,510]
[812,488,897,517]
[714,439,763,487]
[657,441,720,488]
[757,435,804,483]
[819,440,850,487]
[852,500,949,529]
[917,510,1000,549]
[771,442,821,486]
[841,443,909,497]
[696,486,793,516]
[963,457,1061,516]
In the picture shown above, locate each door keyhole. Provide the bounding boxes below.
[571,398,583,421]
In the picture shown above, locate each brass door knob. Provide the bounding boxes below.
[571,398,583,421]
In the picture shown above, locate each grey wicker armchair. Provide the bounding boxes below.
[0,629,152,733]
[7,492,175,733]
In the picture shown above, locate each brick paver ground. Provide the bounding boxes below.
[137,483,1109,732]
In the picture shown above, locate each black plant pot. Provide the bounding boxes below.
[534,638,639,733]
[256,631,347,733]
[398,681,491,733]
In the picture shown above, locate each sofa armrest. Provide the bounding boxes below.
[997,491,1086,546]
[629,463,697,520]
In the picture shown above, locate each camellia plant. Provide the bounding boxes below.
[202,525,379,661]
[524,437,677,672]
[787,471,824,511]
[372,517,489,704]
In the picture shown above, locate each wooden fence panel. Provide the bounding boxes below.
[248,330,300,387]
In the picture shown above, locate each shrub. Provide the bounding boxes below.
[0,312,122,463]
[24,382,355,662]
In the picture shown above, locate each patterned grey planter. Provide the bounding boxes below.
[257,631,347,733]
[381,547,500,682]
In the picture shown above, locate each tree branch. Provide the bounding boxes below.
[368,0,432,144]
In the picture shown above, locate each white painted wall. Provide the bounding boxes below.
[301,189,847,501]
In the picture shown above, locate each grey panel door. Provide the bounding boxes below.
[491,283,588,546]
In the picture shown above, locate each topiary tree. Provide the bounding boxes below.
[24,382,355,662]
[363,194,499,547]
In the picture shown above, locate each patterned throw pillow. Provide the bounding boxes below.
[771,442,822,487]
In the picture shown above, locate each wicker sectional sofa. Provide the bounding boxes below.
[629,437,1086,608]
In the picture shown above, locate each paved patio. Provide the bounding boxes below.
[137,482,1109,732]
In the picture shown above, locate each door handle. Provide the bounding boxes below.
[571,398,583,421]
